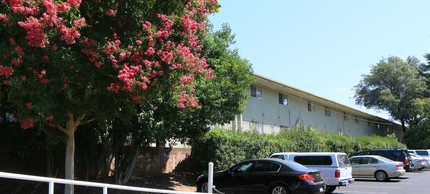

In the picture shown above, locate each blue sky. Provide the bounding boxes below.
[209,0,430,120]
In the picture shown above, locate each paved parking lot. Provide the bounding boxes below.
[334,169,430,194]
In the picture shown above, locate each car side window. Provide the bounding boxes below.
[360,157,371,164]
[370,158,378,164]
[231,161,254,173]
[294,156,332,165]
[271,155,285,160]
[350,158,360,164]
[254,161,280,172]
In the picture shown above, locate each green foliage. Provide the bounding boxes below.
[354,56,427,132]
[191,127,406,172]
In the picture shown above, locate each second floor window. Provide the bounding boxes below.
[251,85,263,98]
[279,93,288,105]
[325,107,331,116]
[308,102,312,112]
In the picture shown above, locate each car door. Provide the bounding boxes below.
[249,161,281,193]
[228,161,255,193]
[359,157,378,177]
[350,157,362,177]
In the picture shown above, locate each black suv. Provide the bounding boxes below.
[355,148,413,171]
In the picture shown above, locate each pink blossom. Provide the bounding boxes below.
[25,102,32,109]
[0,66,14,77]
[45,115,54,122]
[21,118,34,129]
[15,46,24,56]
[67,0,81,6]
[10,38,15,45]
[0,13,8,23]
[3,80,10,85]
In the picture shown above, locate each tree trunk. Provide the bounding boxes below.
[46,146,53,177]
[401,119,407,133]
[59,113,83,194]
[65,132,75,194]
[116,149,139,185]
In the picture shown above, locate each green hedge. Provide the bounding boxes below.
[190,127,406,172]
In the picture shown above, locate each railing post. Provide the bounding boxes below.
[208,162,213,194]
[49,181,54,194]
[103,186,108,194]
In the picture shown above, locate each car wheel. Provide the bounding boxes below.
[325,186,336,193]
[375,170,389,181]
[198,182,208,192]
[270,184,289,194]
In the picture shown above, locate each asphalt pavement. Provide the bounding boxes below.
[333,169,430,194]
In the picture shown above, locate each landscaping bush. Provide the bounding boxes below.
[190,127,406,172]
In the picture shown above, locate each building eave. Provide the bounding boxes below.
[253,73,400,127]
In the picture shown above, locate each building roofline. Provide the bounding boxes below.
[253,73,400,127]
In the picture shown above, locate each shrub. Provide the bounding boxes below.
[190,127,406,172]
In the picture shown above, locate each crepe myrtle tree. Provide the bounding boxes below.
[0,0,219,193]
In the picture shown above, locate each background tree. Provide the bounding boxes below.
[0,1,219,193]
[403,98,430,148]
[354,56,427,133]
[107,23,254,185]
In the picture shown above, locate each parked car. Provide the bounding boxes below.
[196,158,326,194]
[269,152,354,193]
[349,155,405,181]
[409,149,430,168]
[409,153,427,170]
[355,148,412,171]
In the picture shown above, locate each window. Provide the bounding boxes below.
[350,158,360,164]
[294,156,333,165]
[254,161,281,172]
[278,93,288,105]
[343,112,349,121]
[324,107,331,116]
[307,102,312,112]
[416,151,429,156]
[231,161,254,173]
[337,154,351,167]
[355,116,359,124]
[271,155,285,160]
[250,85,262,98]
[361,157,378,164]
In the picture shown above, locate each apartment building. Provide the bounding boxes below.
[224,74,403,138]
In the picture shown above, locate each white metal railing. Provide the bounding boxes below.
[0,171,204,194]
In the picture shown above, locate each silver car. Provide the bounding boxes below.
[409,153,428,170]
[350,155,405,181]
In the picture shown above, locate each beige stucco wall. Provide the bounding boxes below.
[231,84,401,137]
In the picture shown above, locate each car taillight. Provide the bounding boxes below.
[396,164,402,168]
[404,158,408,163]
[335,170,340,178]
[299,173,315,181]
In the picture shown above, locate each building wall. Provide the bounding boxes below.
[232,84,399,137]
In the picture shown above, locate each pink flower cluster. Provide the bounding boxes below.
[105,3,119,16]
[21,118,34,129]
[0,66,14,77]
[11,0,86,47]
[101,1,216,107]
[0,13,8,23]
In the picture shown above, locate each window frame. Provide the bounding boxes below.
[250,85,263,99]
[278,93,288,105]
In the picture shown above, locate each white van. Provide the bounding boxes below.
[270,152,354,193]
